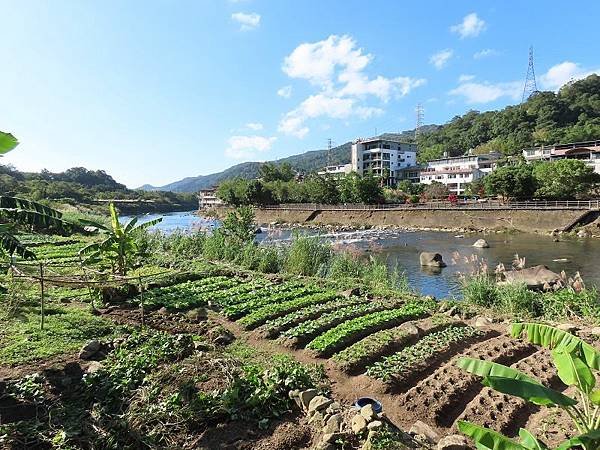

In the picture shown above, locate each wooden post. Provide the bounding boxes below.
[79,255,96,311]
[39,263,45,331]
[138,275,145,329]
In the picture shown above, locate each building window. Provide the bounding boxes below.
[383,153,390,160]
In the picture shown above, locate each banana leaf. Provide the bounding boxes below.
[0,131,18,155]
[457,421,527,450]
[456,358,539,384]
[556,429,600,450]
[484,376,577,407]
[512,323,600,370]
[552,349,595,393]
[518,429,548,450]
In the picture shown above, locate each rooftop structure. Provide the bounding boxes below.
[317,164,352,177]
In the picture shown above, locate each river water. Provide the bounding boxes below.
[124,210,600,299]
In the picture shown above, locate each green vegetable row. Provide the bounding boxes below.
[365,325,482,382]
[306,299,435,356]
[259,297,370,338]
[144,277,241,310]
[331,326,411,373]
[237,291,340,330]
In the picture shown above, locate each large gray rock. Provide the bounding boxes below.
[473,239,489,248]
[351,414,368,434]
[499,265,562,289]
[308,395,333,414]
[360,404,376,422]
[409,420,440,444]
[420,252,447,267]
[79,340,101,360]
[299,389,319,411]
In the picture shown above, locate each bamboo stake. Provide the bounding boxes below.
[39,262,45,331]
[139,275,145,329]
[79,255,96,311]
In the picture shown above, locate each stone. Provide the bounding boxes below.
[308,395,333,414]
[352,414,368,434]
[367,420,383,430]
[399,321,420,337]
[299,388,319,411]
[322,432,344,444]
[360,404,376,422]
[437,434,470,450]
[185,307,208,322]
[308,410,325,426]
[323,414,342,434]
[419,252,447,268]
[557,323,579,333]
[409,420,440,444]
[474,316,493,329]
[342,287,361,298]
[499,265,562,290]
[86,361,103,374]
[588,327,600,336]
[157,307,169,315]
[472,239,490,248]
[325,401,341,414]
[577,229,591,238]
[79,340,101,360]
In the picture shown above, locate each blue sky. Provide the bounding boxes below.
[1,0,599,188]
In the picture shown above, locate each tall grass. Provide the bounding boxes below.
[284,234,331,276]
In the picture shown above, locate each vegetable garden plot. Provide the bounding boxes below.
[306,300,435,357]
[256,296,371,339]
[32,242,89,261]
[365,325,484,384]
[238,291,340,330]
[399,335,537,428]
[144,276,242,310]
[278,300,405,349]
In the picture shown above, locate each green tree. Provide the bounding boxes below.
[79,203,162,274]
[259,162,295,182]
[216,178,250,206]
[421,181,449,200]
[484,164,537,200]
[221,206,256,244]
[533,159,600,199]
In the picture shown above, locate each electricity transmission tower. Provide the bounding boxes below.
[522,46,539,103]
[327,138,333,166]
[415,103,424,139]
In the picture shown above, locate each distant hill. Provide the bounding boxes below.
[140,127,438,193]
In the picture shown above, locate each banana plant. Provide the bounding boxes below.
[0,131,18,155]
[79,203,162,275]
[456,323,600,450]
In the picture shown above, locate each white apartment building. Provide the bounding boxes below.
[351,137,417,185]
[522,140,600,174]
[317,164,353,177]
[198,188,224,209]
[419,152,502,195]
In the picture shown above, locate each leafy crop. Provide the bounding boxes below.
[223,284,319,319]
[306,299,434,356]
[279,301,400,344]
[332,326,411,373]
[237,291,340,329]
[259,296,370,338]
[144,276,241,310]
[366,325,481,381]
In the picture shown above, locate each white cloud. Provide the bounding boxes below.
[451,13,486,38]
[225,135,276,159]
[449,80,521,104]
[458,74,475,82]
[231,12,261,31]
[473,48,498,59]
[278,35,425,138]
[245,122,263,131]
[277,85,293,98]
[429,49,453,70]
[539,61,600,91]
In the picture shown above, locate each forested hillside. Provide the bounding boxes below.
[0,165,197,214]
[417,74,600,162]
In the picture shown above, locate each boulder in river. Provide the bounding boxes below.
[472,239,489,248]
[419,252,446,268]
[499,265,562,290]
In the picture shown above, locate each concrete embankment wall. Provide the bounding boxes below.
[208,206,591,233]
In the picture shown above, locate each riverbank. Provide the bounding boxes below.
[207,205,600,235]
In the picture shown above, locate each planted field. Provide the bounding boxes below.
[31,242,89,261]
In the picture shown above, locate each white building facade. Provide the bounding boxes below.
[351,137,417,186]
[198,188,224,209]
[522,140,600,174]
[317,164,353,177]
[419,152,501,195]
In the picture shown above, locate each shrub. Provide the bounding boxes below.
[285,234,331,276]
[497,282,541,317]
[462,275,498,307]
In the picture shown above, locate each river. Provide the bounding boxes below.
[123,210,600,299]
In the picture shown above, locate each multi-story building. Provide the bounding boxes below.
[351,137,417,186]
[317,164,353,177]
[198,188,224,209]
[419,151,502,195]
[522,140,600,174]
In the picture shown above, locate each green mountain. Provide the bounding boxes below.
[141,128,437,193]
